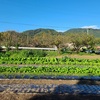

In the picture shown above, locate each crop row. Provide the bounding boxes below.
[0,57,100,66]
[0,66,100,76]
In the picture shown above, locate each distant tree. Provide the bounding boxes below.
[33,32,52,47]
[1,31,21,50]
[69,33,96,52]
[18,34,28,46]
[51,34,65,53]
[69,34,83,52]
[82,34,96,50]
[2,32,11,50]
[8,31,19,46]
[0,33,3,46]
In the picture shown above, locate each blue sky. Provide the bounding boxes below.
[0,0,100,32]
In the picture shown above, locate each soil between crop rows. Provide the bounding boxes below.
[0,79,100,85]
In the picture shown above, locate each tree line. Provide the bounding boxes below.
[0,30,100,52]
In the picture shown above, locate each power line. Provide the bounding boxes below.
[0,21,38,26]
[0,21,73,29]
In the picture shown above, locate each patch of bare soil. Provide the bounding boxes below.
[0,92,100,100]
[0,90,36,100]
[29,94,100,100]
[0,79,100,85]
[69,54,100,59]
[57,54,100,59]
[0,79,100,100]
[0,79,78,85]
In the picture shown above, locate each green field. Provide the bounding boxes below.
[0,66,100,77]
[0,50,100,77]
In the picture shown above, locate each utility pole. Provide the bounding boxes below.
[86,28,89,35]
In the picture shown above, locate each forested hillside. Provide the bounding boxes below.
[22,28,59,36]
[1,28,100,37]
[64,28,100,37]
[21,28,100,37]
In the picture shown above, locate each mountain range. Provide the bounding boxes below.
[21,28,100,37]
[1,28,100,37]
